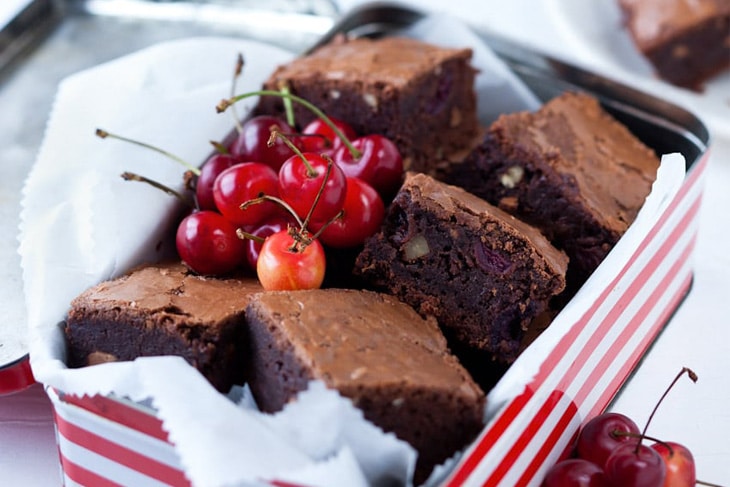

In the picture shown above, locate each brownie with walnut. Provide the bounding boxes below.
[447,92,659,292]
[354,172,568,363]
[255,35,480,175]
[618,0,730,89]
[64,262,263,392]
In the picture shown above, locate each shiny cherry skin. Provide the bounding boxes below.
[176,210,245,276]
[604,442,666,487]
[212,162,280,227]
[196,152,241,211]
[242,214,296,271]
[333,134,403,198]
[300,117,357,155]
[256,229,326,291]
[576,412,641,468]
[310,177,384,248]
[542,458,607,487]
[278,152,346,223]
[651,442,696,487]
[229,115,301,171]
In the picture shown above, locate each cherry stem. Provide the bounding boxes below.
[309,208,344,242]
[210,140,229,155]
[120,171,193,209]
[268,127,317,177]
[96,128,201,176]
[611,430,674,456]
[299,156,334,233]
[230,53,244,135]
[637,367,698,454]
[217,89,362,159]
[235,228,265,244]
[279,82,295,128]
[696,480,726,487]
[239,194,304,229]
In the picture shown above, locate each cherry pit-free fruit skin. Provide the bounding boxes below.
[541,458,607,487]
[576,412,641,469]
[651,441,696,487]
[256,229,326,291]
[604,442,667,487]
[176,210,245,276]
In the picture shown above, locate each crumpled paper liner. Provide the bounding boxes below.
[19,15,685,487]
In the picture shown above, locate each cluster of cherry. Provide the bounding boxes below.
[542,368,715,487]
[174,91,403,290]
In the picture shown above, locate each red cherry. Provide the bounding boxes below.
[256,229,326,291]
[213,162,280,227]
[604,442,667,486]
[542,458,607,487]
[230,115,300,171]
[576,412,641,468]
[651,442,695,487]
[310,177,384,248]
[278,152,346,223]
[196,152,241,211]
[300,117,357,154]
[243,214,296,271]
[176,210,245,275]
[333,134,403,198]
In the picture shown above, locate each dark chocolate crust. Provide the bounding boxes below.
[244,288,485,484]
[64,262,262,392]
[255,36,480,175]
[447,92,659,291]
[618,0,730,89]
[354,173,568,363]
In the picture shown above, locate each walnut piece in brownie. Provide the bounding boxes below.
[255,36,480,175]
[447,92,659,293]
[64,262,263,392]
[354,172,568,363]
[244,288,485,484]
[618,0,730,89]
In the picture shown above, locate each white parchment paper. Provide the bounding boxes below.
[19,16,686,487]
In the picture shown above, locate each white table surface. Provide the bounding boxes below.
[1,1,729,485]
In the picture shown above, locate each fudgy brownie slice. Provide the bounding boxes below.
[447,92,659,291]
[618,0,730,89]
[256,36,480,175]
[244,288,485,484]
[354,172,568,363]
[64,262,263,392]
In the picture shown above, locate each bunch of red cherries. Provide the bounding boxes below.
[542,368,718,487]
[175,91,403,290]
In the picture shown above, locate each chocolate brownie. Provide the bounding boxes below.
[354,172,568,363]
[618,0,730,89]
[244,288,485,484]
[255,36,480,175]
[64,262,263,392]
[447,92,659,292]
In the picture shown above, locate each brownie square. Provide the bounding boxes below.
[447,92,659,292]
[255,36,480,175]
[354,172,568,363]
[618,0,730,89]
[244,288,485,484]
[64,262,263,392]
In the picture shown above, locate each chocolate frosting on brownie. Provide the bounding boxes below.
[256,36,479,175]
[245,288,485,484]
[268,36,470,88]
[65,262,262,391]
[619,0,730,49]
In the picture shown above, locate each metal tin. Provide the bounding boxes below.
[40,2,709,486]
